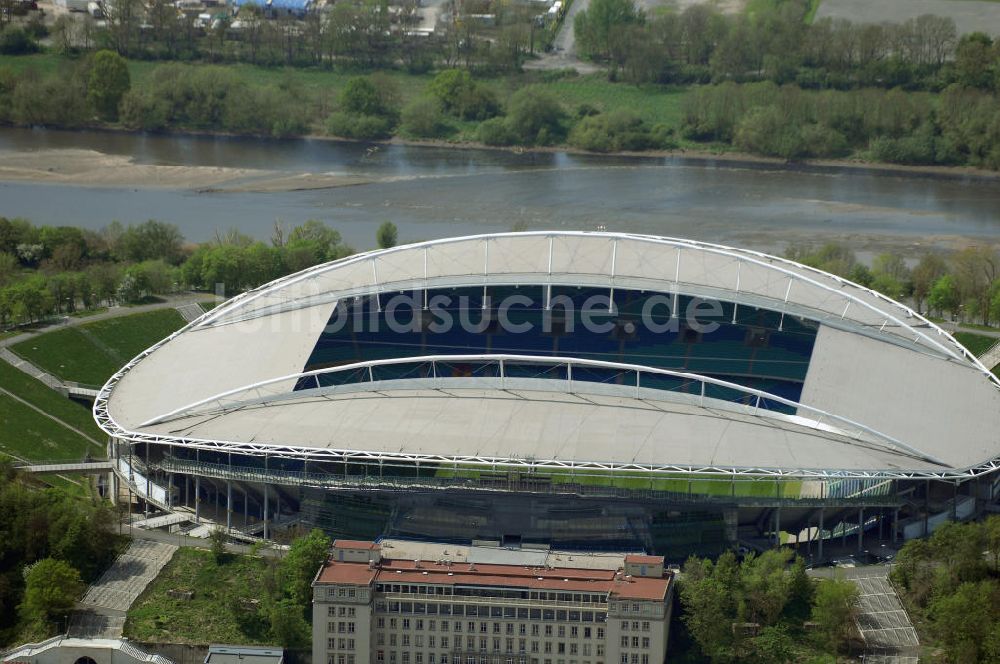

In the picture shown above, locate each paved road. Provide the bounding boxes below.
[938,320,1000,341]
[0,293,216,351]
[524,0,603,74]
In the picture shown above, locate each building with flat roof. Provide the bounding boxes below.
[204,646,284,664]
[312,539,674,664]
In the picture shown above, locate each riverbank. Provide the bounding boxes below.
[3,127,1000,195]
[0,147,373,191]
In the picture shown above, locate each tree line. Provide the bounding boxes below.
[1,0,542,74]
[890,517,1000,663]
[0,463,121,646]
[576,0,1000,91]
[785,242,1000,326]
[2,215,997,329]
[0,216,399,329]
[681,80,1000,168]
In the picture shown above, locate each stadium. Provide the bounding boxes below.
[95,232,1000,557]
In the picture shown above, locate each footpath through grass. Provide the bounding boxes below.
[0,360,104,463]
[11,309,186,386]
[126,548,272,645]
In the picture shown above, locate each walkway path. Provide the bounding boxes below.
[69,540,178,639]
[978,340,1000,370]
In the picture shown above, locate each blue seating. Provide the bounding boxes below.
[297,287,819,409]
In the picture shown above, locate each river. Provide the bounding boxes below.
[1,127,999,256]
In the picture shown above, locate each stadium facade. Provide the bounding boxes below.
[95,232,1000,557]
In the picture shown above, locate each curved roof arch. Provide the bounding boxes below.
[95,232,1000,479]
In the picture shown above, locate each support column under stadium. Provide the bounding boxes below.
[227,480,232,531]
[818,509,824,560]
[857,508,864,552]
[263,484,269,540]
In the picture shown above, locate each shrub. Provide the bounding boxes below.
[0,27,39,56]
[477,117,514,146]
[569,110,662,153]
[504,88,567,146]
[340,75,400,124]
[428,69,499,121]
[401,96,450,138]
[326,112,394,140]
[119,91,170,132]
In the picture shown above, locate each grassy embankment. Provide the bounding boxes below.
[10,308,186,386]
[126,548,272,645]
[1,308,185,491]
[0,359,105,493]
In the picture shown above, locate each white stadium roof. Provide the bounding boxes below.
[95,232,1000,479]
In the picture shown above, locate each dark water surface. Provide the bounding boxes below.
[1,127,999,253]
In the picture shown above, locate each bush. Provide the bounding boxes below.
[869,126,937,164]
[569,110,658,152]
[504,88,567,146]
[326,112,394,140]
[340,75,399,124]
[428,69,499,121]
[0,27,39,56]
[119,91,170,132]
[401,96,450,138]
[477,117,514,146]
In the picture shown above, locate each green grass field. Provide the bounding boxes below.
[0,361,105,441]
[0,393,99,463]
[953,331,998,358]
[435,466,802,499]
[126,548,273,645]
[11,309,185,386]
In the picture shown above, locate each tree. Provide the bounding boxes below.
[928,274,960,318]
[912,254,948,313]
[269,597,311,648]
[210,527,228,564]
[504,88,567,146]
[929,580,1000,663]
[811,578,859,652]
[401,96,449,138]
[376,221,398,249]
[19,558,84,625]
[88,50,131,120]
[279,529,331,608]
[574,0,644,60]
[986,515,1000,573]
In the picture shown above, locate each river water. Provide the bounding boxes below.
[1,127,999,255]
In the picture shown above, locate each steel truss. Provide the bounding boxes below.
[194,231,994,379]
[92,232,1000,482]
[138,353,941,466]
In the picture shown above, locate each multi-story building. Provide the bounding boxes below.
[312,540,674,664]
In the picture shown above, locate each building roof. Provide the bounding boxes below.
[334,539,380,550]
[96,232,1000,479]
[624,554,663,565]
[314,555,670,602]
[205,646,283,664]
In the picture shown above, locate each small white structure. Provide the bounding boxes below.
[2,637,172,664]
[54,0,91,11]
